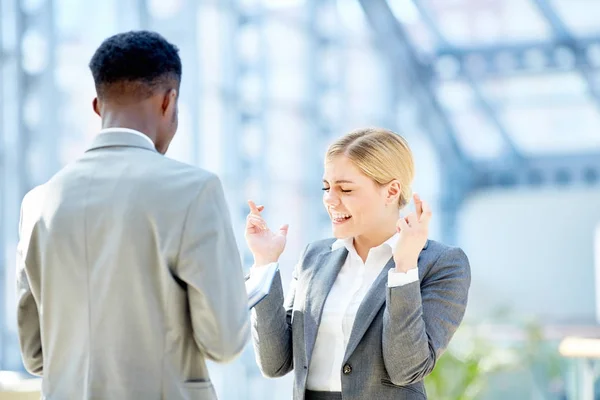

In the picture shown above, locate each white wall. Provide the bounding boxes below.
[458,186,600,324]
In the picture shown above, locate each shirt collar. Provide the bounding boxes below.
[331,232,399,254]
[98,127,154,147]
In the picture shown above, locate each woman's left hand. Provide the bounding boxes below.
[393,193,432,273]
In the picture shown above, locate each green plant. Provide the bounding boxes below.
[424,318,567,400]
[424,325,520,399]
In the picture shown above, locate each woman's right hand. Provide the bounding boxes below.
[245,200,288,266]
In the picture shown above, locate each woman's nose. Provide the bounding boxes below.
[324,191,340,206]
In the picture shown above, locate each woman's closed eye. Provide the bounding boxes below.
[321,187,352,193]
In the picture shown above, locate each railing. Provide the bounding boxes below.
[560,337,600,400]
[0,371,40,400]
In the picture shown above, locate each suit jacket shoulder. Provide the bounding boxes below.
[158,157,221,188]
[418,239,470,284]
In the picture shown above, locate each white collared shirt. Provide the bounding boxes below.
[98,127,155,147]
[306,233,419,392]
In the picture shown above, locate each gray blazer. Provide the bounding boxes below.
[16,130,250,400]
[252,238,470,400]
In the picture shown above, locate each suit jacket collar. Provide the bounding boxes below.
[303,247,347,364]
[86,129,157,153]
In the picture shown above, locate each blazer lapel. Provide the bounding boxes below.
[343,239,430,361]
[304,247,347,364]
[343,257,395,361]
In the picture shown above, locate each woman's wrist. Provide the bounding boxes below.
[394,259,418,273]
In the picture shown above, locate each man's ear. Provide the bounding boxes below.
[161,89,177,116]
[92,97,101,117]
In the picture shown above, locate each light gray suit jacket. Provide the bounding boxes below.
[16,130,250,400]
[252,238,470,400]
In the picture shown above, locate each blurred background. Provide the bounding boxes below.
[2,0,600,398]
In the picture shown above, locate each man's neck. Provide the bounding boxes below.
[101,117,157,143]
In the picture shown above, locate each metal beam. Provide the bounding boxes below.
[308,0,341,240]
[18,0,61,188]
[230,2,269,269]
[435,40,598,79]
[359,0,477,244]
[0,0,59,371]
[409,0,444,45]
[358,0,471,174]
[436,37,600,58]
[141,0,201,166]
[473,152,600,189]
[411,0,522,163]
[530,0,600,111]
[531,0,571,38]
[0,0,6,369]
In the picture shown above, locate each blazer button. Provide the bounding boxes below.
[343,363,352,375]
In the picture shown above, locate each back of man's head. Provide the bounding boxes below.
[89,30,182,101]
[89,31,182,154]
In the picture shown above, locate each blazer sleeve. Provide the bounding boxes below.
[382,246,471,385]
[250,246,308,378]
[174,174,250,363]
[16,194,44,376]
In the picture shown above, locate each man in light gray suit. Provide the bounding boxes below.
[16,31,249,399]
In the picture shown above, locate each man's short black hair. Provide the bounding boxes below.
[89,30,182,100]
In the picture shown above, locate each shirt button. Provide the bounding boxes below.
[343,363,352,375]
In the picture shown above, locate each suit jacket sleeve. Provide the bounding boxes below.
[174,174,250,363]
[382,246,471,385]
[16,194,44,376]
[250,246,308,378]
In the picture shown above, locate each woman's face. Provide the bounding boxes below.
[322,155,398,239]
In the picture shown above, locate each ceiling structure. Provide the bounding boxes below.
[360,0,600,191]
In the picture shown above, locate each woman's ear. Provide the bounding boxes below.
[386,180,401,206]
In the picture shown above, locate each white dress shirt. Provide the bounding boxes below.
[306,233,419,392]
[98,127,155,147]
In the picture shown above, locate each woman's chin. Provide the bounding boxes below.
[331,223,353,239]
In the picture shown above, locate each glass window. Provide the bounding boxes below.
[265,19,308,103]
[266,109,308,181]
[197,4,225,88]
[426,0,552,45]
[550,0,600,37]
[342,46,391,129]
[480,72,600,154]
[502,101,600,155]
[199,94,224,174]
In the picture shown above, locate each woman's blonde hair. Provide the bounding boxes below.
[325,128,415,209]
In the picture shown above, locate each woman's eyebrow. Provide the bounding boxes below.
[322,179,354,184]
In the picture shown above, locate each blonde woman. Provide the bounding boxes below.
[245,128,471,400]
